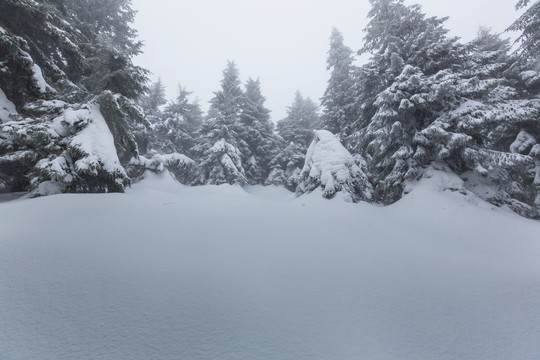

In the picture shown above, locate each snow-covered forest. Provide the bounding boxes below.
[0,0,538,217]
[1,0,540,359]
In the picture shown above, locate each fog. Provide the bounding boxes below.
[132,0,523,121]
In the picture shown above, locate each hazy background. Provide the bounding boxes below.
[132,0,524,121]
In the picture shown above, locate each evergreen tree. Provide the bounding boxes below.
[508,0,540,64]
[343,0,539,217]
[346,0,463,203]
[140,78,167,115]
[194,61,248,185]
[129,83,201,185]
[416,29,540,217]
[265,142,306,192]
[267,92,320,190]
[276,91,320,149]
[321,28,357,136]
[360,0,462,76]
[0,0,148,195]
[240,78,277,184]
[296,130,372,202]
[165,84,203,135]
[145,84,202,157]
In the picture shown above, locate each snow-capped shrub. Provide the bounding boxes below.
[128,153,199,185]
[296,130,372,202]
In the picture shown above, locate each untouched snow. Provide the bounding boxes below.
[1,171,540,360]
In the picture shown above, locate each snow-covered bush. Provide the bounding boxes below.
[128,153,199,185]
[296,130,372,202]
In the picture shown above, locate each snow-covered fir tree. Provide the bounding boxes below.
[268,91,320,190]
[321,28,358,137]
[416,29,540,217]
[194,61,248,185]
[135,82,202,157]
[508,0,540,65]
[276,91,320,149]
[129,82,202,185]
[140,78,167,115]
[0,0,148,195]
[296,130,372,202]
[343,0,540,217]
[346,0,463,203]
[240,78,278,185]
[265,142,306,192]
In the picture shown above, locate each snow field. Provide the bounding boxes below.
[1,171,540,360]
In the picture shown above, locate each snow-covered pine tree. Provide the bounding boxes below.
[321,28,358,137]
[151,84,203,157]
[140,78,167,115]
[416,28,540,217]
[276,91,320,149]
[194,61,248,185]
[347,0,463,203]
[0,0,148,195]
[74,0,149,100]
[268,91,320,190]
[508,0,540,65]
[165,85,203,136]
[296,130,372,202]
[240,78,277,184]
[265,141,306,192]
[129,83,201,185]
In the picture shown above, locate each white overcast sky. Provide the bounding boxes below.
[132,0,524,121]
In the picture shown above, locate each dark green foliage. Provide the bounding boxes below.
[164,85,203,137]
[265,142,306,191]
[342,0,540,216]
[276,91,320,149]
[0,0,148,195]
[96,91,147,163]
[240,78,277,184]
[321,28,358,136]
[508,0,540,63]
[195,61,248,185]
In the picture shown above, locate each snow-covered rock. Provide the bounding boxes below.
[296,130,372,202]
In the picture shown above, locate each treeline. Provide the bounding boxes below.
[135,68,320,191]
[0,0,539,217]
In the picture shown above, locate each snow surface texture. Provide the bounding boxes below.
[0,88,17,122]
[1,171,540,360]
[297,130,372,201]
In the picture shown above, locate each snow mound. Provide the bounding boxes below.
[297,130,372,202]
[129,153,199,185]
